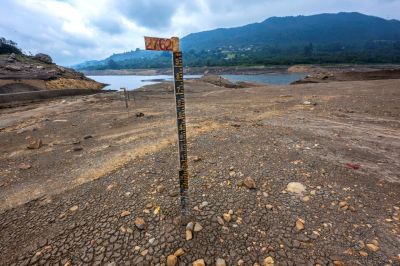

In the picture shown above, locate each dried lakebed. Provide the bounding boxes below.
[0,79,399,265]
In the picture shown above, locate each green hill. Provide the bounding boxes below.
[74,12,400,70]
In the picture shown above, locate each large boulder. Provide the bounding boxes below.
[34,53,53,64]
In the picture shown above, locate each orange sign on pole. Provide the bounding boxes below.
[144,36,180,52]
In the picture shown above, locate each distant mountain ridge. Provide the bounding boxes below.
[181,12,400,50]
[74,12,400,70]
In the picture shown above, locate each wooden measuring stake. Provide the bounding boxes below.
[144,36,189,223]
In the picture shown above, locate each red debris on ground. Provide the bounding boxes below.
[345,163,361,170]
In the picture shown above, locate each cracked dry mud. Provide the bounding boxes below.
[0,79,399,265]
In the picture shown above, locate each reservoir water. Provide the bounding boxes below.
[89,73,305,90]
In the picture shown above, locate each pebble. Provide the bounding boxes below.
[69,205,79,212]
[192,156,202,162]
[134,217,146,229]
[156,185,165,193]
[223,213,232,222]
[18,163,32,170]
[216,258,226,266]
[265,204,273,210]
[237,260,245,265]
[200,201,208,208]
[27,139,42,149]
[295,218,305,231]
[174,248,185,257]
[73,147,83,152]
[186,222,194,231]
[140,249,148,256]
[167,255,178,266]
[302,196,310,202]
[263,256,274,266]
[217,216,225,225]
[286,182,306,194]
[359,251,368,257]
[169,191,179,197]
[120,210,131,217]
[333,261,344,266]
[243,176,256,189]
[186,230,193,240]
[194,222,203,232]
[366,243,379,252]
[192,259,205,266]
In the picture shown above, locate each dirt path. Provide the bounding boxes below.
[0,79,399,265]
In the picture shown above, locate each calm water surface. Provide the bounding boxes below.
[89,73,304,90]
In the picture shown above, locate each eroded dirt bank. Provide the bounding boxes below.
[0,79,399,265]
[0,53,105,94]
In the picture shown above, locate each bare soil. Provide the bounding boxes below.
[0,78,399,265]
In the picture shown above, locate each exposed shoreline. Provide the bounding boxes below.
[0,77,399,265]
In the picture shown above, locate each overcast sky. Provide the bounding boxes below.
[1,0,399,66]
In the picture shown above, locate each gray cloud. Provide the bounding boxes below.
[114,0,179,29]
[1,0,399,65]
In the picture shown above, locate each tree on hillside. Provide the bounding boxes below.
[107,59,118,69]
[0,37,22,55]
[304,43,314,57]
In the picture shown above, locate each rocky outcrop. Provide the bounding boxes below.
[34,53,52,64]
[0,53,106,94]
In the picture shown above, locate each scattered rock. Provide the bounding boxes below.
[366,243,379,252]
[69,205,79,212]
[27,139,42,149]
[156,184,165,193]
[34,53,53,64]
[200,201,208,208]
[286,182,306,195]
[7,53,16,62]
[18,162,32,170]
[216,258,226,266]
[140,249,148,256]
[237,259,245,265]
[192,259,205,266]
[243,176,256,189]
[136,112,145,117]
[174,248,185,257]
[73,147,83,152]
[167,255,178,266]
[83,135,93,139]
[263,256,274,266]
[217,216,225,225]
[186,230,193,240]
[295,218,305,231]
[120,210,131,217]
[223,213,232,223]
[192,156,202,162]
[302,196,310,202]
[359,251,368,257]
[333,261,344,266]
[169,191,179,197]
[194,222,203,232]
[134,217,146,229]
[186,222,194,231]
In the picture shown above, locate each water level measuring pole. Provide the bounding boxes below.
[144,36,189,224]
